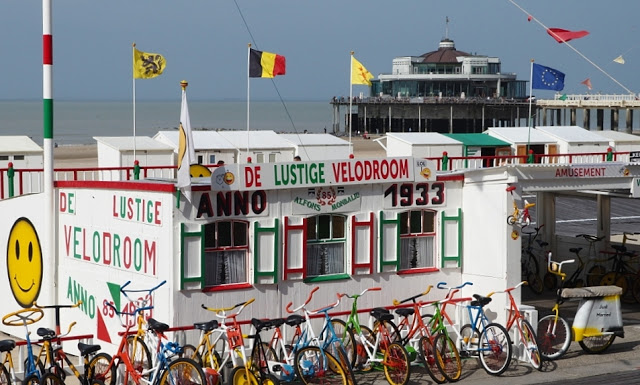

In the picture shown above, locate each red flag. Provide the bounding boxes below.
[581,78,592,90]
[547,28,589,43]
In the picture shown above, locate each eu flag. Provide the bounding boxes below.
[532,63,565,91]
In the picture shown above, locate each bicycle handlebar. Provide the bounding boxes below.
[338,287,381,300]
[33,300,83,310]
[201,298,255,316]
[286,286,320,314]
[393,285,433,305]
[437,281,472,291]
[487,281,527,297]
[575,234,605,243]
[310,293,342,315]
[106,301,154,317]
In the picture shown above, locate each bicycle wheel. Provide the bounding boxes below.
[527,272,544,295]
[383,342,410,385]
[418,335,446,384]
[354,325,375,371]
[160,357,206,385]
[537,315,571,360]
[0,364,10,385]
[180,343,198,360]
[251,342,278,376]
[330,343,357,385]
[621,273,637,304]
[126,335,152,385]
[87,352,116,385]
[22,375,40,385]
[478,323,512,376]
[202,349,222,371]
[328,319,356,368]
[230,366,259,385]
[459,323,479,355]
[633,278,640,304]
[259,373,279,385]
[434,333,461,382]
[543,272,557,291]
[35,373,64,385]
[578,333,616,354]
[373,319,401,351]
[520,320,542,370]
[586,265,606,286]
[294,346,346,385]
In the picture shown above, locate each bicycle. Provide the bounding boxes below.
[329,289,408,385]
[506,186,535,226]
[90,280,170,385]
[285,287,358,385]
[521,225,546,294]
[201,298,259,385]
[391,286,446,384]
[599,232,638,303]
[437,282,513,376]
[0,307,66,385]
[488,281,541,370]
[248,317,292,384]
[537,252,625,360]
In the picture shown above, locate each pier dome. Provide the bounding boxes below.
[419,38,470,63]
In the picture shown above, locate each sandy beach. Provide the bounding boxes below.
[53,135,387,168]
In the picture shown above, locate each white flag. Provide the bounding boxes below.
[177,87,196,202]
[613,55,625,64]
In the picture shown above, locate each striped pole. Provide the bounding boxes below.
[43,0,57,306]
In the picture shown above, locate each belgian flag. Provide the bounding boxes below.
[250,48,286,78]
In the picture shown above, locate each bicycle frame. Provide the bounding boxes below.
[1,308,46,382]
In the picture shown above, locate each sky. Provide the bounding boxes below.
[1,0,639,102]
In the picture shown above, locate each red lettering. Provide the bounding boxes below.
[154,201,161,225]
[82,228,90,261]
[112,195,118,217]
[64,225,72,256]
[60,192,67,212]
[103,232,112,265]
[127,197,134,220]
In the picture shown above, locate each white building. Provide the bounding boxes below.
[485,127,557,160]
[0,136,43,199]
[383,132,463,158]
[94,136,175,180]
[153,130,238,165]
[535,126,609,155]
[280,134,350,161]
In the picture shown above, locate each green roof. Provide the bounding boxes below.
[443,133,510,147]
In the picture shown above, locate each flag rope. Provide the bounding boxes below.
[507,0,634,94]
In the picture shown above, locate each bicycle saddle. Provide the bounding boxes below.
[285,314,305,326]
[569,247,582,253]
[251,317,284,332]
[147,317,170,333]
[395,308,415,317]
[77,342,101,356]
[37,327,56,339]
[0,340,15,352]
[370,308,394,322]
[194,319,219,331]
[612,245,627,253]
[470,294,492,307]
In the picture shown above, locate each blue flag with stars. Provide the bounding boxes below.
[532,63,565,91]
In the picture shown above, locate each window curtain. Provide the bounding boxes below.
[306,243,344,276]
[400,236,434,269]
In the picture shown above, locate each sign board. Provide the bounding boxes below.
[631,151,640,163]
[211,158,437,192]
[631,178,640,198]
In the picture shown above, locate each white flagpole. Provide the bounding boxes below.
[349,51,354,155]
[132,43,137,162]
[247,43,251,161]
[527,59,534,153]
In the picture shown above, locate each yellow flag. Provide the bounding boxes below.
[351,55,373,85]
[133,47,166,79]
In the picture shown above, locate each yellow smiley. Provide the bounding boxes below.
[190,164,212,178]
[6,217,43,308]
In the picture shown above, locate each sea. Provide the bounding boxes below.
[0,100,336,146]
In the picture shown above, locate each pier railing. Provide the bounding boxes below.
[0,152,632,199]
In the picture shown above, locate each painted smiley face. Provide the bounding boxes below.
[6,217,43,308]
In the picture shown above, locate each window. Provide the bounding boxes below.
[0,156,8,161]
[209,155,216,164]
[203,220,249,286]
[13,155,24,160]
[399,210,436,269]
[306,214,346,277]
[269,153,277,163]
[256,153,264,163]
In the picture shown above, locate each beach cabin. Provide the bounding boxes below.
[0,136,43,199]
[442,133,511,169]
[534,126,610,163]
[94,136,175,181]
[383,132,463,159]
[153,130,238,166]
[279,133,350,161]
[217,130,296,163]
[595,130,640,161]
[485,127,557,162]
